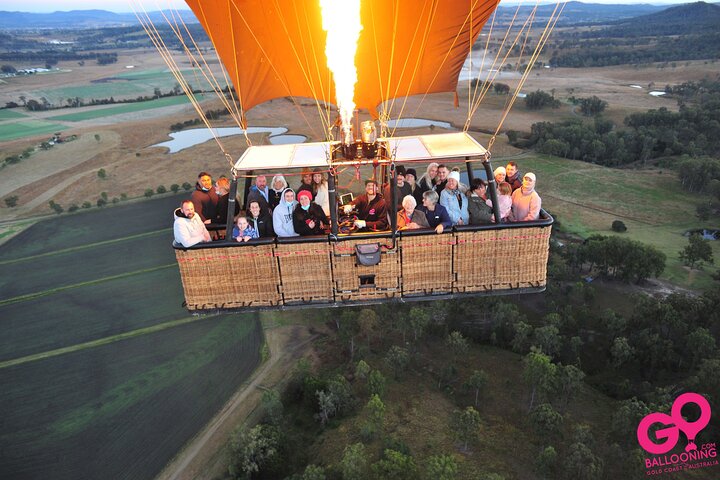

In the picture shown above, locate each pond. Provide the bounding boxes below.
[649,91,667,97]
[385,118,452,129]
[152,126,300,153]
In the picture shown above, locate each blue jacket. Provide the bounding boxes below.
[419,203,453,229]
[440,188,470,225]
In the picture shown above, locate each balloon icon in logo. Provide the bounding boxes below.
[671,393,711,452]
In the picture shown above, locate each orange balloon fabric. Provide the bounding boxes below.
[185,0,500,116]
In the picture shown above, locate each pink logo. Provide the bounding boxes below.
[637,393,711,455]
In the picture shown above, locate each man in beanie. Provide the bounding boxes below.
[345,179,389,231]
[439,170,469,225]
[383,165,412,210]
[190,171,219,224]
[293,189,329,236]
[510,172,541,221]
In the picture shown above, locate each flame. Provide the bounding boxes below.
[320,0,362,144]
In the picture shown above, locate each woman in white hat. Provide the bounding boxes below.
[439,171,469,225]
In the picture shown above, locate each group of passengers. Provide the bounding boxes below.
[173,163,541,248]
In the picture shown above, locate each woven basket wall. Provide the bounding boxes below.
[454,226,551,292]
[400,234,455,296]
[332,238,400,302]
[275,242,334,304]
[175,244,281,309]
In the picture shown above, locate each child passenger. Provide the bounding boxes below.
[233,215,258,242]
[487,181,513,222]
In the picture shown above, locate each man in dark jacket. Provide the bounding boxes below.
[247,200,274,238]
[382,165,412,210]
[293,189,328,235]
[346,180,389,231]
[246,175,271,215]
[505,162,523,192]
[190,171,218,224]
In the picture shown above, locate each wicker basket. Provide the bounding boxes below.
[331,238,400,302]
[275,242,334,304]
[175,243,281,309]
[400,233,455,296]
[454,225,551,293]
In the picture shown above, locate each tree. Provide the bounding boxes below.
[48,200,63,214]
[529,403,563,437]
[182,181,192,191]
[228,424,280,479]
[445,331,469,362]
[355,360,370,381]
[578,96,608,116]
[494,82,510,95]
[94,134,100,142]
[511,321,533,353]
[144,188,154,198]
[262,389,283,426]
[316,390,338,426]
[563,441,603,480]
[372,449,417,480]
[1,64,16,73]
[82,201,92,209]
[535,446,558,479]
[339,310,361,361]
[611,220,627,232]
[363,394,385,439]
[610,337,634,368]
[463,370,488,407]
[170,183,180,193]
[156,185,167,194]
[558,364,585,409]
[450,406,482,451]
[96,198,107,207]
[368,369,386,397]
[385,345,410,379]
[409,307,430,342]
[679,233,714,269]
[301,464,326,480]
[424,454,458,480]
[341,443,368,480]
[357,308,379,348]
[4,195,18,208]
[533,325,562,359]
[523,350,558,410]
[686,327,716,368]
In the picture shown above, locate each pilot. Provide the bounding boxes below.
[344,179,389,232]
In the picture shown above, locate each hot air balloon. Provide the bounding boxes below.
[146,0,555,311]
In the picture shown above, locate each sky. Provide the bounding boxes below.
[0,0,706,13]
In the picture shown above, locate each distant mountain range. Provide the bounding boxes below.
[0,2,716,30]
[603,1,720,35]
[0,9,199,29]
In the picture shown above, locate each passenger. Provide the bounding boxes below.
[505,161,523,192]
[489,181,513,222]
[344,179,389,231]
[419,190,452,234]
[494,166,506,185]
[440,171,469,226]
[510,172,541,221]
[246,174,271,215]
[248,200,274,238]
[269,175,288,211]
[190,171,218,224]
[297,169,314,200]
[233,215,258,242]
[405,168,424,206]
[467,178,493,225]
[435,164,450,194]
[273,188,299,237]
[397,195,429,230]
[418,162,439,195]
[173,199,211,247]
[214,176,240,224]
[293,189,329,236]
[383,165,411,209]
[311,168,330,217]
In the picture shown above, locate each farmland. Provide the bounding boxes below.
[0,119,67,141]
[47,95,192,122]
[0,194,264,480]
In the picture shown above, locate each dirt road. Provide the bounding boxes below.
[155,324,317,480]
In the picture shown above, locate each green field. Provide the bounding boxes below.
[513,153,720,290]
[47,95,192,122]
[0,119,66,142]
[0,194,263,480]
[0,109,26,120]
[31,69,214,106]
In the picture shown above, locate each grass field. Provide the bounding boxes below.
[0,193,264,480]
[32,69,213,106]
[0,109,26,120]
[0,119,66,142]
[47,95,192,122]
[514,153,720,290]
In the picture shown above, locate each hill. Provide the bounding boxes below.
[0,9,198,29]
[603,1,720,36]
[495,1,668,25]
